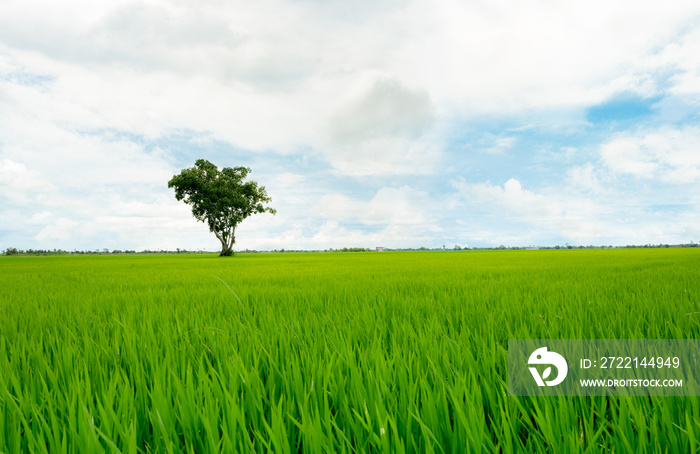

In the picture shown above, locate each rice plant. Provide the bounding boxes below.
[0,249,698,452]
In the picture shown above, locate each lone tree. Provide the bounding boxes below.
[168,159,276,256]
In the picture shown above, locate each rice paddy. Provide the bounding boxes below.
[1,248,699,452]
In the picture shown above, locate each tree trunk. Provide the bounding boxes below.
[219,239,233,256]
[219,232,236,256]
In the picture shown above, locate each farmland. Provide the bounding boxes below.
[1,249,699,452]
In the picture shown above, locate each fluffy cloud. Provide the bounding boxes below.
[450,172,700,246]
[325,75,434,143]
[278,185,440,249]
[600,126,700,183]
[454,178,568,223]
[485,137,516,155]
[566,163,604,194]
[4,0,697,152]
[411,0,700,111]
[307,220,436,250]
[317,186,431,225]
[650,25,700,97]
[0,159,54,204]
[34,218,81,243]
[2,0,700,251]
[451,177,622,244]
[320,73,440,175]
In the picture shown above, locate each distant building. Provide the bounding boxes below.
[375,247,385,252]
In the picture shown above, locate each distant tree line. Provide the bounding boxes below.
[3,242,699,257]
[2,248,213,256]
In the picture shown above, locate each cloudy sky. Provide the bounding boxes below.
[2,0,700,251]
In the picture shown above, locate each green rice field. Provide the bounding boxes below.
[1,249,699,453]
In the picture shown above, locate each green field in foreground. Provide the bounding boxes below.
[1,249,699,453]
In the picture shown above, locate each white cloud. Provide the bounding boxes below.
[456,178,564,221]
[485,137,516,155]
[5,0,693,160]
[1,0,697,155]
[306,220,436,250]
[413,0,700,111]
[600,126,700,183]
[451,172,700,246]
[317,185,431,226]
[320,73,441,175]
[566,163,604,194]
[2,0,700,250]
[5,1,700,101]
[274,185,441,249]
[35,218,80,243]
[365,186,431,226]
[325,74,434,143]
[0,159,54,204]
[316,194,362,221]
[275,173,305,186]
[28,211,52,224]
[650,26,700,96]
[452,177,622,244]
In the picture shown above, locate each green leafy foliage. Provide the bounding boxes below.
[168,159,275,256]
[0,249,699,452]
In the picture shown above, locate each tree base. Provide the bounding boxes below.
[219,249,234,257]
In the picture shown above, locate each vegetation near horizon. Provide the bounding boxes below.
[4,241,700,257]
[1,249,699,452]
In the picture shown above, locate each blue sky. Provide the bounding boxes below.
[1,0,700,251]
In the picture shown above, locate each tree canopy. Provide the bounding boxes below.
[168,159,276,256]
